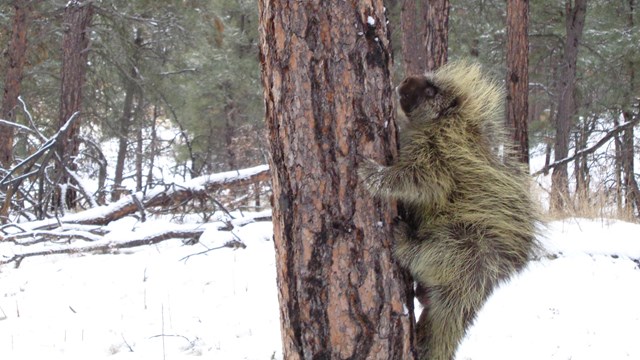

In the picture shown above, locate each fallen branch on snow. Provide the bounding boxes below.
[17,165,270,230]
[0,210,271,268]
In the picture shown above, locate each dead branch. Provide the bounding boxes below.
[26,165,270,229]
[1,228,205,267]
[4,229,103,245]
[532,117,640,177]
[0,211,272,268]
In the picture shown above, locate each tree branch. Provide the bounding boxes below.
[532,117,640,177]
[23,165,270,229]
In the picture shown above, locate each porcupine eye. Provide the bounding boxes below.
[397,76,438,114]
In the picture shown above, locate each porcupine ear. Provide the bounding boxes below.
[396,76,438,114]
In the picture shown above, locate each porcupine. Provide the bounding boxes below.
[359,61,541,360]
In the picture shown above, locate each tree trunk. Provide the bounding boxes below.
[112,78,136,201]
[621,0,640,217]
[505,0,530,166]
[224,98,238,170]
[400,0,449,76]
[146,104,159,189]
[573,125,588,208]
[57,0,93,209]
[550,0,586,212]
[258,1,416,359]
[0,0,32,223]
[134,93,145,193]
[613,114,624,215]
[1,0,32,169]
[112,29,143,201]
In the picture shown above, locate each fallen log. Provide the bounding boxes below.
[19,165,270,230]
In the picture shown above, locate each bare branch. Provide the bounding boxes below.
[532,118,640,177]
[1,228,204,267]
[0,119,35,134]
[26,165,270,228]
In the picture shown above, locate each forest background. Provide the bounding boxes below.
[0,0,637,222]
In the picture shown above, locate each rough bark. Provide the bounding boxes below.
[506,0,530,166]
[550,0,586,212]
[259,1,416,359]
[1,0,32,169]
[400,0,449,76]
[57,0,93,208]
[423,0,450,72]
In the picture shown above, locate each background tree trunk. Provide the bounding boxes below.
[400,0,449,76]
[1,0,32,169]
[112,28,142,201]
[506,0,531,166]
[621,0,640,217]
[258,1,416,359]
[0,0,32,223]
[550,0,587,212]
[57,0,93,209]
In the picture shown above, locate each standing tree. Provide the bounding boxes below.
[1,0,33,169]
[258,1,416,358]
[400,0,450,76]
[112,28,143,202]
[56,0,93,209]
[0,0,33,223]
[620,0,640,216]
[550,0,587,211]
[506,0,531,166]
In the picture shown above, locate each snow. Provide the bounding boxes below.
[0,220,281,360]
[367,16,376,26]
[1,216,640,359]
[457,218,640,360]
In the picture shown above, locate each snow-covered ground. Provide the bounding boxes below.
[457,218,640,360]
[1,217,640,359]
[0,218,281,360]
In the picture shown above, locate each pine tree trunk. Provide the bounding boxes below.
[1,0,31,169]
[506,0,530,166]
[0,0,32,223]
[134,94,145,193]
[550,0,586,212]
[112,29,142,201]
[622,0,640,217]
[258,1,416,358]
[400,0,449,76]
[57,0,93,209]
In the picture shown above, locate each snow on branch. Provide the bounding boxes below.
[22,164,270,229]
[0,165,272,267]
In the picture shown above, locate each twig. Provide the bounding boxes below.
[18,96,46,141]
[179,239,246,263]
[121,334,134,352]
